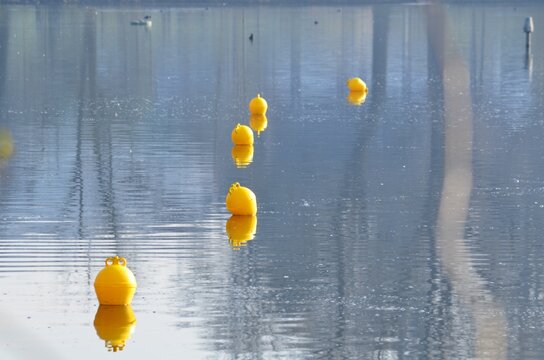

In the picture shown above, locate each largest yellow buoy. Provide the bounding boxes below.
[226,182,257,216]
[94,305,137,352]
[94,256,137,306]
[249,94,268,115]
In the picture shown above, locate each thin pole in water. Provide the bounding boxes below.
[524,17,534,51]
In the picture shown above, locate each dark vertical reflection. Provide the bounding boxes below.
[371,5,389,106]
[0,10,8,109]
[289,9,301,112]
[427,3,507,359]
[422,4,449,357]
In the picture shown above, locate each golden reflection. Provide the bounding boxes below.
[231,145,254,168]
[347,91,367,106]
[94,305,137,352]
[226,215,257,249]
[249,114,268,136]
[428,3,507,359]
[0,129,14,161]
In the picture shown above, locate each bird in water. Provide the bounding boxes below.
[249,33,254,42]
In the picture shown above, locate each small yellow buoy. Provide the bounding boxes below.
[0,130,13,160]
[94,305,137,352]
[249,93,268,115]
[347,77,368,93]
[249,114,268,136]
[231,145,254,168]
[231,123,254,145]
[226,215,257,248]
[94,256,137,306]
[226,182,257,216]
[347,91,367,106]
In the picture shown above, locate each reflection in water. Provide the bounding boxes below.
[93,305,137,352]
[525,50,533,81]
[225,215,257,249]
[248,114,268,136]
[231,145,254,168]
[346,91,367,106]
[428,3,507,359]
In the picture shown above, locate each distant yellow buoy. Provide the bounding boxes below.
[226,182,257,216]
[231,124,254,145]
[0,130,13,159]
[231,145,254,168]
[347,91,367,106]
[249,93,268,115]
[226,215,257,248]
[94,256,137,306]
[94,305,137,352]
[249,114,268,136]
[347,77,368,93]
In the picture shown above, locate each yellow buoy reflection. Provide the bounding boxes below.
[347,91,367,106]
[249,114,268,136]
[0,130,14,160]
[231,145,254,168]
[226,215,257,249]
[94,305,137,352]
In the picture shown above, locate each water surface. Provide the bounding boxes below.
[1,3,544,359]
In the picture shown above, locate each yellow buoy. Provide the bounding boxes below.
[249,114,268,136]
[249,93,268,115]
[231,145,254,168]
[94,256,137,306]
[0,130,13,160]
[347,91,367,106]
[226,182,257,216]
[231,123,254,145]
[94,305,137,352]
[226,215,257,248]
[347,77,368,93]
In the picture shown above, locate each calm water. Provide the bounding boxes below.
[1,2,544,359]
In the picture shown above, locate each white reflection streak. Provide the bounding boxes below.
[427,3,507,359]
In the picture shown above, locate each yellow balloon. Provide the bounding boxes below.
[226,215,258,248]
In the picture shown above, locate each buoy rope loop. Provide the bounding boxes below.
[229,182,240,194]
[105,256,127,267]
